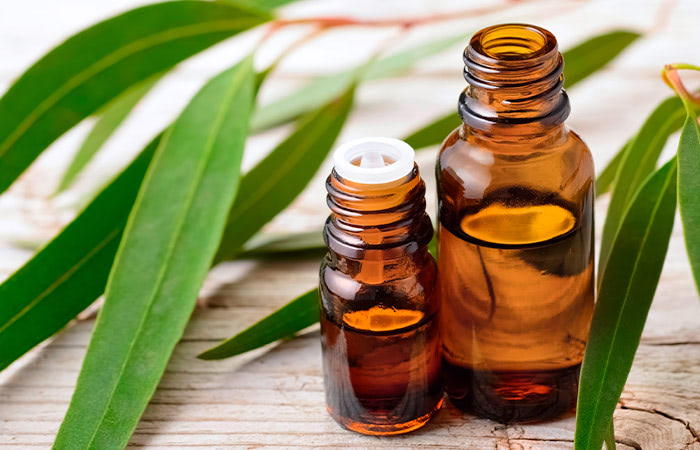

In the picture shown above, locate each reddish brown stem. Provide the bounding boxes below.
[662,64,700,108]
[271,0,559,30]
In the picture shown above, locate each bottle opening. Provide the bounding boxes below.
[470,23,557,64]
[333,137,415,184]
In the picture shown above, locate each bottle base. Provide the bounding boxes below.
[444,361,580,423]
[327,397,444,435]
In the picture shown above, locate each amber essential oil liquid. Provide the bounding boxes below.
[438,188,594,422]
[321,306,442,435]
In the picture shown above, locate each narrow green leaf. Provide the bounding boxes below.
[604,423,617,450]
[599,96,686,275]
[0,63,280,373]
[576,158,677,450]
[403,30,641,151]
[0,0,269,194]
[561,31,640,88]
[54,58,255,449]
[404,113,460,152]
[214,87,355,263]
[55,75,162,194]
[595,140,629,196]
[239,230,325,258]
[251,33,464,131]
[0,137,159,372]
[198,288,318,359]
[677,101,700,296]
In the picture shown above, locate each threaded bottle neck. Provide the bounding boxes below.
[459,23,570,133]
[324,166,433,259]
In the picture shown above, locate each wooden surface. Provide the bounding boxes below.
[2,0,700,448]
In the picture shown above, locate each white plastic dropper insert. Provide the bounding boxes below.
[332,137,415,184]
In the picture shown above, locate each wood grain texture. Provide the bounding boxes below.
[2,0,700,448]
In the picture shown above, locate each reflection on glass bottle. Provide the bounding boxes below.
[320,138,443,435]
[436,24,595,422]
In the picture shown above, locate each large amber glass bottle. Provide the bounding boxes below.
[320,138,443,435]
[437,24,595,422]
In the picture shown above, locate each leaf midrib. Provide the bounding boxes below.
[622,107,685,204]
[582,163,675,448]
[0,17,258,160]
[0,228,120,336]
[81,65,248,448]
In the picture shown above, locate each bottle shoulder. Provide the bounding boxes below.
[319,251,438,315]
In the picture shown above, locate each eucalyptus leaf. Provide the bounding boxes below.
[604,423,617,450]
[214,87,355,263]
[198,288,319,359]
[54,57,255,449]
[0,0,269,194]
[404,113,460,152]
[576,158,677,450]
[561,30,640,88]
[677,100,700,295]
[595,141,629,196]
[55,75,162,194]
[0,65,281,373]
[403,30,642,151]
[599,96,686,276]
[0,137,158,372]
[239,230,325,258]
[251,33,464,131]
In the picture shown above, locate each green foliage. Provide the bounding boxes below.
[576,158,678,450]
[55,75,162,194]
[251,33,464,131]
[54,58,256,449]
[0,1,269,195]
[199,288,319,359]
[239,230,325,259]
[595,141,628,196]
[561,31,640,88]
[599,97,686,276]
[677,99,700,295]
[403,30,641,151]
[215,87,355,263]
[0,2,669,445]
[0,137,158,372]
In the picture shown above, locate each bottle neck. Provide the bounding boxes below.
[324,165,433,260]
[458,24,570,135]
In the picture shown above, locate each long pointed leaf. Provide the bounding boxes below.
[214,87,355,263]
[599,97,686,275]
[560,30,640,88]
[0,66,277,373]
[0,136,159,372]
[0,0,269,194]
[198,288,318,359]
[54,57,255,449]
[403,30,642,151]
[251,33,463,131]
[575,158,677,450]
[677,101,700,296]
[595,140,629,196]
[54,75,162,194]
[239,230,325,258]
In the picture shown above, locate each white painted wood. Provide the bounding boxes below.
[1,0,700,447]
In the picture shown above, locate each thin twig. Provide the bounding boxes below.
[662,64,700,108]
[270,0,561,30]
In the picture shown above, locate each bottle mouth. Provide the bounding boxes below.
[332,137,415,184]
[470,23,557,64]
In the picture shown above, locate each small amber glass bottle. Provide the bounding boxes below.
[436,24,595,422]
[320,137,443,435]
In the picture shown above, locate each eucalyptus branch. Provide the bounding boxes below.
[663,63,700,107]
